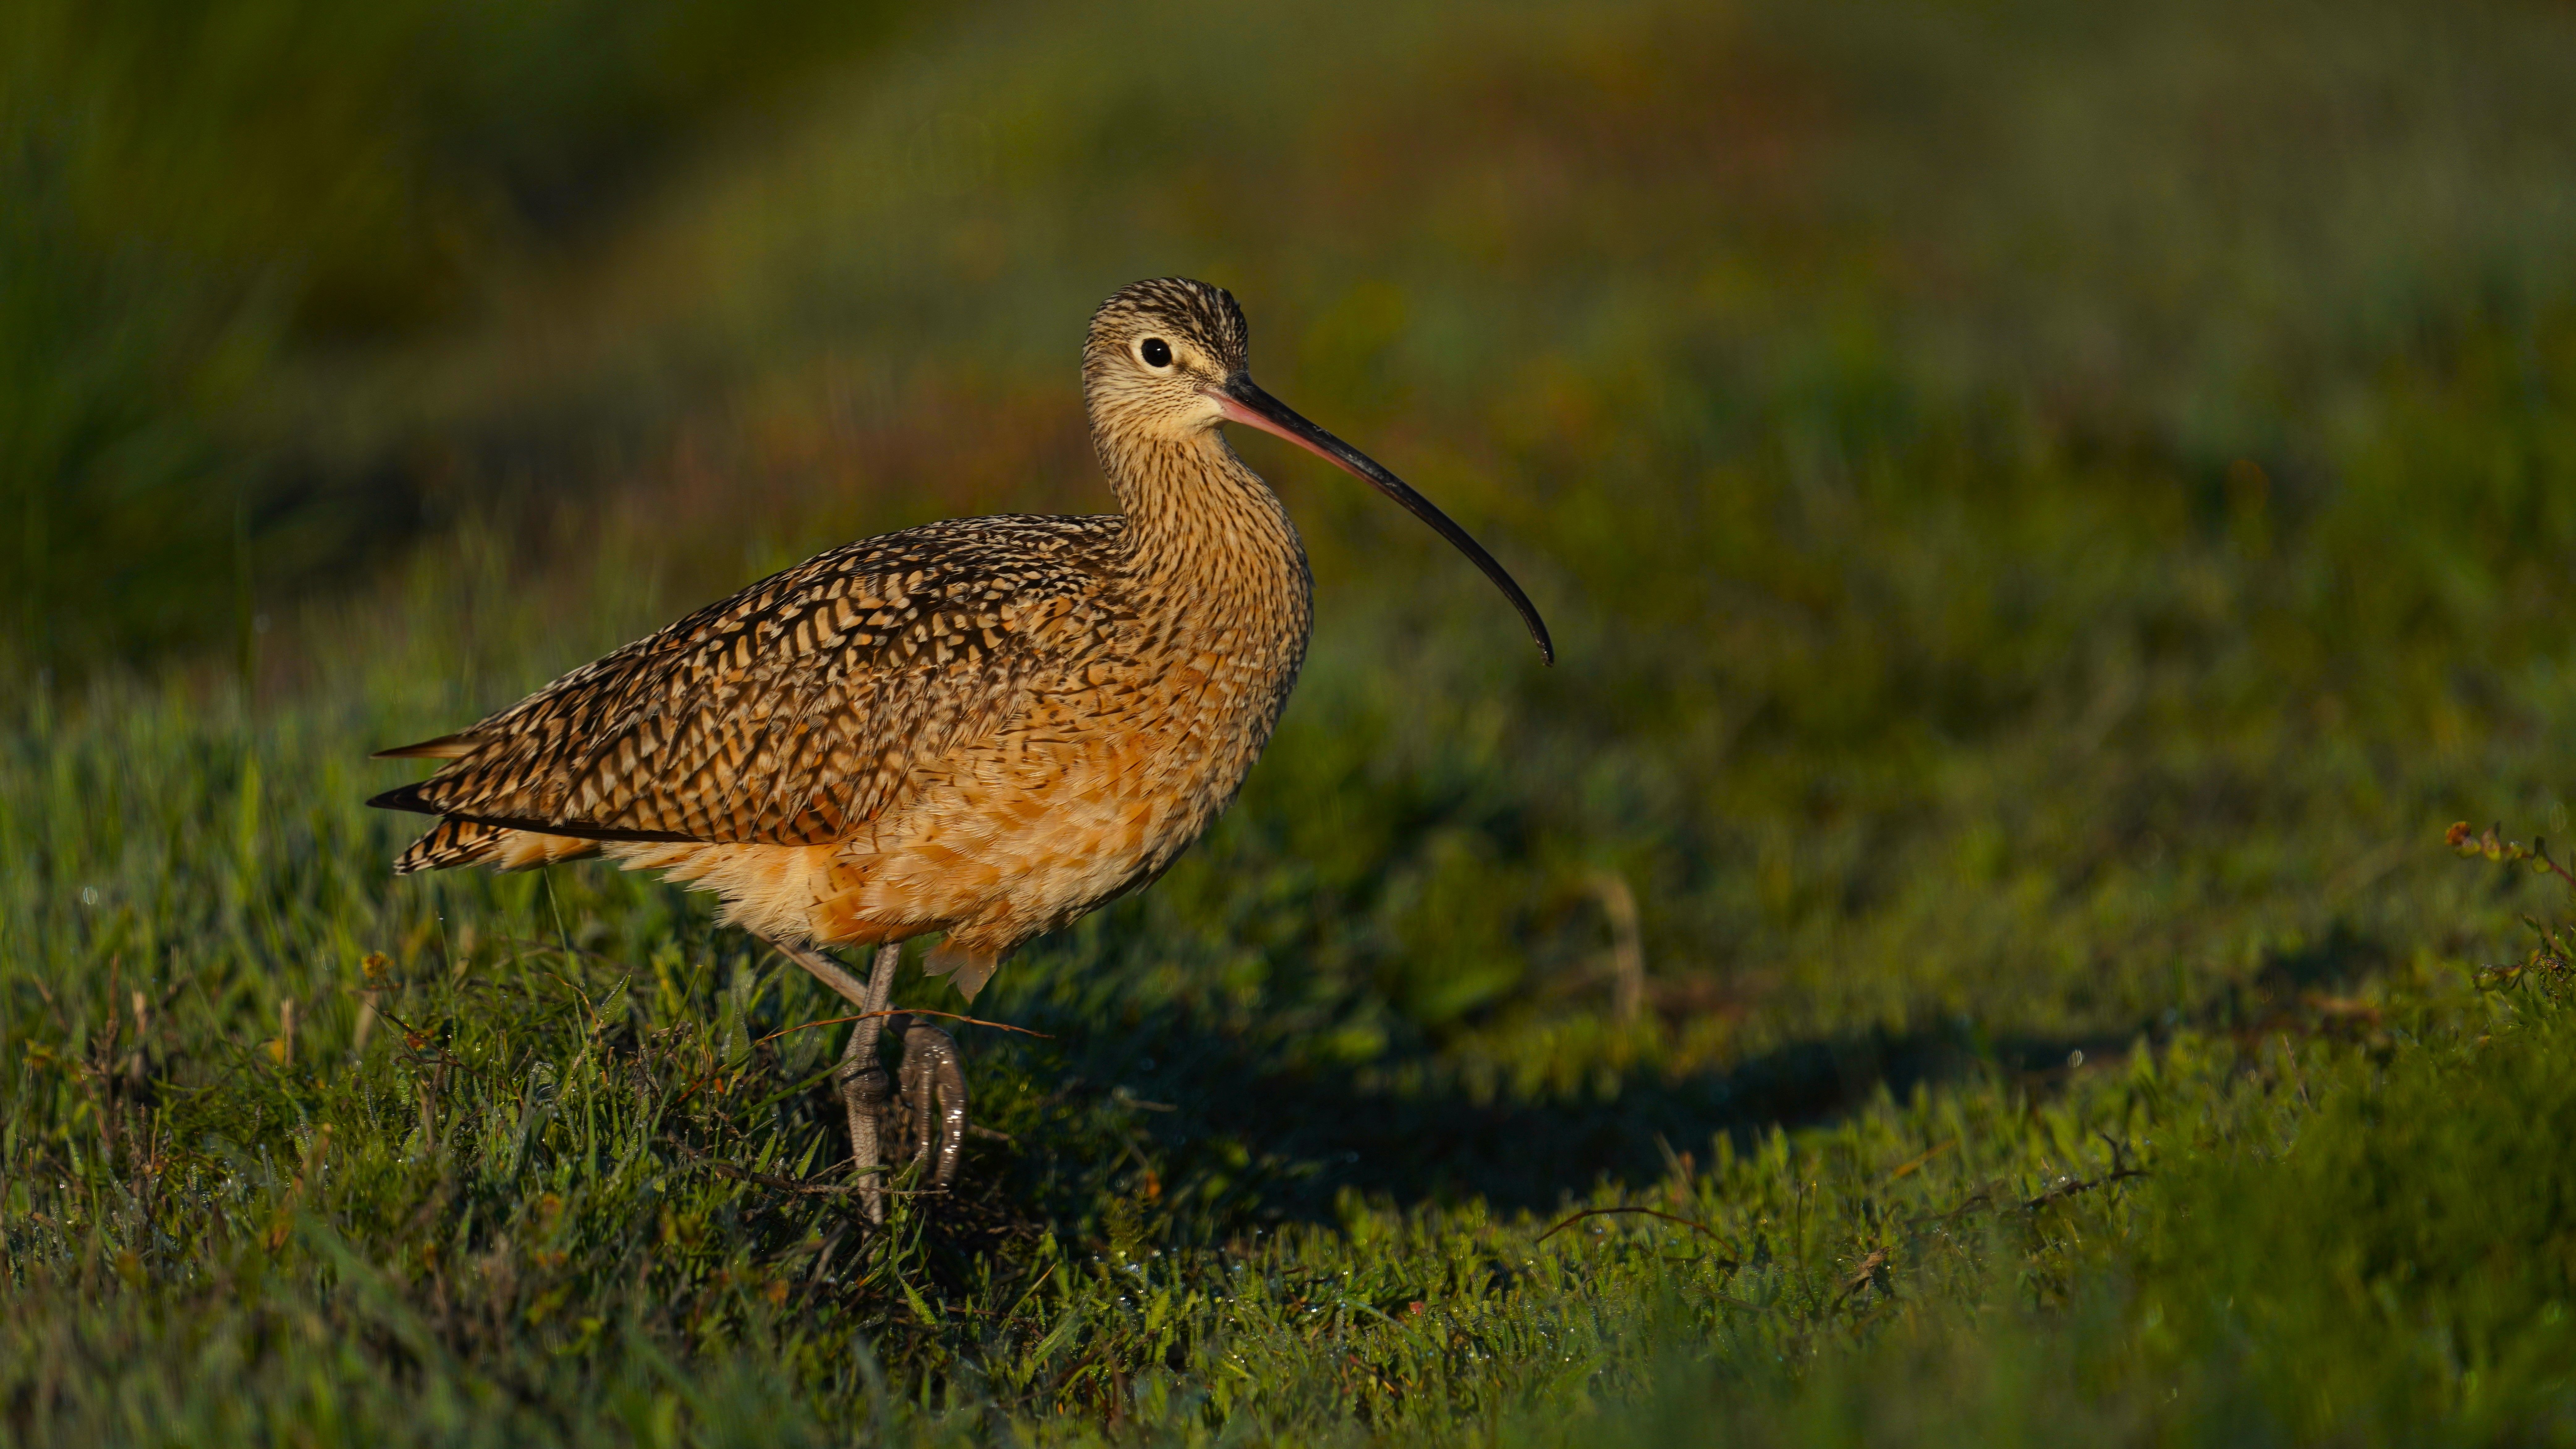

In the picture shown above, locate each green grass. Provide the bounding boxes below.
[0,0,910,672]
[14,0,2576,1441]
[11,690,2576,1444]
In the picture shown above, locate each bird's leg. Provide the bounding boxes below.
[838,942,901,1222]
[893,1015,968,1192]
[765,936,901,1224]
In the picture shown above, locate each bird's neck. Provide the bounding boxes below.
[1101,430,1311,616]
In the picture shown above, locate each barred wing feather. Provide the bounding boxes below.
[370,516,1119,862]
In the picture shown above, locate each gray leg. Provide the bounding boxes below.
[895,1017,968,1191]
[838,943,901,1223]
[766,937,902,1224]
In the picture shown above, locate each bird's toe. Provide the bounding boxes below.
[895,1017,969,1192]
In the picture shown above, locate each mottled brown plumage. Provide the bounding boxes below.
[371,278,1548,1211]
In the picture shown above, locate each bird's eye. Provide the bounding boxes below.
[1140,337,1172,368]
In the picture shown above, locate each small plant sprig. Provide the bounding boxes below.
[2447,820,2576,888]
[2447,821,2576,994]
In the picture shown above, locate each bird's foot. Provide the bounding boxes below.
[806,940,904,1225]
[767,937,970,1222]
[890,1014,968,1193]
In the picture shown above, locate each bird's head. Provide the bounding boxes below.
[1082,276,1250,438]
[1083,277,1554,664]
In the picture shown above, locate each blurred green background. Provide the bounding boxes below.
[13,0,2576,1441]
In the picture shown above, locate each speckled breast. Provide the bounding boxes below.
[827,601,1311,951]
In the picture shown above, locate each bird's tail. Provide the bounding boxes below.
[393,817,508,874]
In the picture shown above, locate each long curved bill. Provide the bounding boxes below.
[1208,375,1554,664]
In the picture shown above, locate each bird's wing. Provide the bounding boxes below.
[370,515,1122,849]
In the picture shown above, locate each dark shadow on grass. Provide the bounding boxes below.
[820,922,2394,1252]
[970,1007,2144,1233]
[971,925,2403,1231]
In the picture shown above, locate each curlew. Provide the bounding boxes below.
[369,278,1551,1219]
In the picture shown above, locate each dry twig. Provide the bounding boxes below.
[1538,1204,1731,1249]
[757,1009,1051,1044]
[661,1135,943,1197]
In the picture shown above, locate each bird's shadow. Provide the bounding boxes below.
[954,1002,2137,1239]
[858,918,2392,1249]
